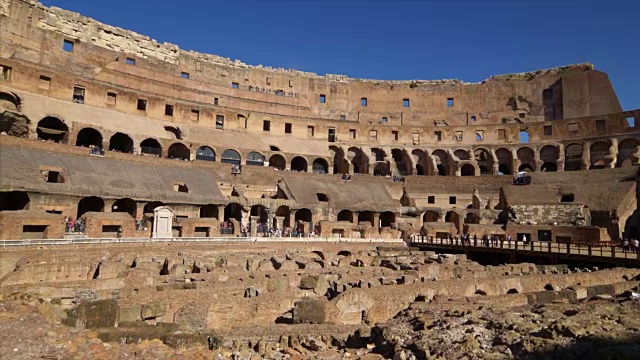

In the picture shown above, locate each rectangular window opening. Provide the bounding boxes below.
[568,122,578,133]
[392,130,399,141]
[519,130,529,143]
[349,129,356,139]
[72,86,85,104]
[39,75,51,90]
[435,131,442,141]
[475,130,484,141]
[595,119,606,132]
[214,97,219,106]
[626,116,636,128]
[361,98,368,106]
[285,123,292,134]
[165,104,174,116]
[307,125,315,137]
[449,196,457,205]
[340,114,346,121]
[454,131,463,141]
[447,98,454,107]
[106,92,117,105]
[231,82,239,89]
[125,57,136,65]
[190,109,200,121]
[328,128,336,142]
[369,130,377,140]
[403,98,410,107]
[470,116,476,122]
[263,120,271,131]
[180,72,190,79]
[63,39,74,52]
[319,94,326,103]
[428,196,435,204]
[216,115,225,129]
[543,125,553,136]
[381,117,388,123]
[498,129,506,140]
[45,171,61,183]
[137,99,147,111]
[412,133,420,145]
[0,65,12,81]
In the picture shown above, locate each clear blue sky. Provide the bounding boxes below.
[42,0,639,110]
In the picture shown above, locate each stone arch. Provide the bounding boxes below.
[539,145,559,172]
[295,208,312,234]
[348,147,369,174]
[250,205,268,223]
[460,163,475,176]
[423,211,439,223]
[330,146,349,174]
[77,196,104,218]
[391,148,412,175]
[371,148,386,162]
[246,151,265,166]
[517,146,535,172]
[0,191,30,211]
[373,162,390,176]
[337,210,354,222]
[590,141,611,169]
[75,127,103,148]
[564,143,583,171]
[445,211,460,232]
[474,148,493,175]
[312,158,329,174]
[269,154,286,170]
[200,204,219,219]
[109,132,134,153]
[112,198,136,218]
[196,146,216,161]
[380,211,395,228]
[140,138,162,156]
[221,149,241,165]
[224,203,243,222]
[412,149,431,176]
[36,117,68,143]
[507,288,520,294]
[464,212,480,224]
[274,206,291,229]
[454,149,471,161]
[291,156,308,172]
[168,143,190,160]
[358,211,374,226]
[617,138,639,167]
[432,149,449,176]
[143,201,165,216]
[495,148,512,175]
[0,91,20,111]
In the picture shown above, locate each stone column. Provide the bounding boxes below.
[353,211,360,225]
[241,208,250,229]
[217,205,225,221]
[373,213,380,230]
[103,199,115,212]
[581,141,591,170]
[275,216,284,232]
[250,216,259,237]
[609,138,619,168]
[557,146,565,172]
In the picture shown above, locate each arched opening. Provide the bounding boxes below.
[312,158,329,174]
[247,151,265,166]
[412,150,431,176]
[541,162,558,172]
[36,117,68,143]
[517,147,535,172]
[269,154,286,170]
[75,127,103,148]
[590,141,611,169]
[454,149,471,161]
[348,147,369,174]
[0,191,30,211]
[0,91,20,111]
[224,203,243,222]
[295,208,312,222]
[373,162,390,176]
[168,143,190,160]
[380,211,395,228]
[371,148,386,162]
[474,148,494,175]
[464,212,480,224]
[251,205,268,226]
[109,132,134,153]
[564,144,583,171]
[495,148,512,175]
[460,164,475,176]
[200,204,219,219]
[195,146,215,161]
[275,205,291,229]
[506,289,519,294]
[432,150,448,176]
[337,210,353,222]
[291,156,308,172]
[560,194,575,202]
[140,138,162,156]
[391,148,412,176]
[143,201,164,216]
[330,146,349,174]
[221,149,241,165]
[112,198,136,217]
[77,196,104,218]
[518,164,534,172]
[617,139,639,167]
[474,290,487,296]
[294,208,312,234]
[544,284,554,291]
[358,211,374,226]
[423,211,439,223]
[445,211,460,231]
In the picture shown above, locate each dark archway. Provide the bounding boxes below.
[590,141,611,169]
[495,148,512,175]
[432,149,448,176]
[460,164,475,176]
[77,196,104,218]
[200,204,219,219]
[564,143,583,171]
[269,154,286,170]
[168,143,190,160]
[518,164,534,172]
[109,132,134,153]
[221,149,241,165]
[412,150,432,176]
[337,210,354,222]
[380,211,395,228]
[112,198,136,217]
[275,205,291,229]
[541,162,558,172]
[617,139,639,167]
[140,138,162,156]
[75,127,103,148]
[143,201,164,216]
[291,156,308,172]
[540,145,559,171]
[251,205,268,223]
[247,151,265,166]
[295,208,312,222]
[0,191,30,211]
[423,211,439,223]
[454,149,471,161]
[0,91,20,111]
[517,147,535,172]
[348,147,369,174]
[391,148,412,175]
[196,146,215,161]
[373,162,390,176]
[224,203,243,221]
[474,148,494,175]
[312,158,329,174]
[36,117,68,143]
[358,211,374,226]
[330,146,349,174]
[464,212,480,224]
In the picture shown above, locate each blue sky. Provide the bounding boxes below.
[41,0,639,110]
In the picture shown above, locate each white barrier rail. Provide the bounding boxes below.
[0,236,405,247]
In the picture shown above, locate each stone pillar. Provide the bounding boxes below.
[217,205,225,221]
[103,199,115,212]
[241,208,250,229]
[609,138,619,168]
[353,211,360,225]
[373,213,380,230]
[275,216,284,232]
[557,146,565,172]
[327,163,334,175]
[581,141,591,170]
[250,216,259,237]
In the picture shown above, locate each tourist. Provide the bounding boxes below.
[623,238,629,253]
[522,234,528,244]
[633,239,639,254]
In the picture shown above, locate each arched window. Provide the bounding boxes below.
[196,146,215,161]
[140,138,162,156]
[109,132,134,153]
[77,196,104,218]
[246,151,265,166]
[221,149,241,165]
[291,156,308,172]
[269,154,286,170]
[168,143,190,160]
[112,198,136,217]
[312,158,328,174]
[337,210,353,222]
[460,164,475,176]
[75,128,103,148]
[36,117,68,143]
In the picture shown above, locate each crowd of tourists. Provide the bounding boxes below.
[445,232,528,247]
[88,144,105,156]
[622,238,640,253]
[64,216,85,233]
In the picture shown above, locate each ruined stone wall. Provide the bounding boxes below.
[510,203,587,226]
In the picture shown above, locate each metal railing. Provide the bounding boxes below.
[0,236,404,247]
[409,236,640,261]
